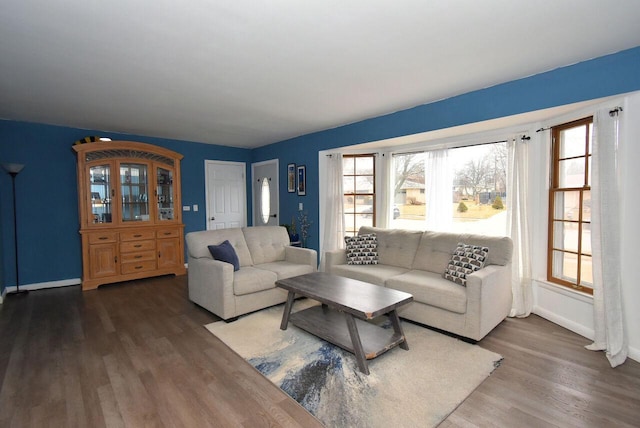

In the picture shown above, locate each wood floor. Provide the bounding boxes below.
[1,275,639,427]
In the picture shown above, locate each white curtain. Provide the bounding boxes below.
[507,136,533,318]
[319,153,344,271]
[586,108,627,367]
[424,149,452,231]
[378,153,392,229]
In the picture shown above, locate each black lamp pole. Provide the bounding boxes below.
[3,163,27,296]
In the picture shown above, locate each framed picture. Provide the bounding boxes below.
[297,165,306,196]
[287,163,296,193]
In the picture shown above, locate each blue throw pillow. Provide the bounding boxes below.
[207,240,240,271]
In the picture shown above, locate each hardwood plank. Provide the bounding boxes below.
[1,275,638,427]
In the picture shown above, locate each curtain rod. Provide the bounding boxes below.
[536,106,623,132]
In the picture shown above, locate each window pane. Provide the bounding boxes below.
[355,156,374,174]
[343,157,355,174]
[355,176,374,193]
[343,195,356,214]
[582,190,591,221]
[587,156,592,186]
[581,223,592,255]
[553,221,579,252]
[552,250,578,283]
[553,191,581,221]
[581,255,593,286]
[558,158,585,188]
[343,176,355,194]
[391,152,426,231]
[559,126,587,158]
[260,177,270,224]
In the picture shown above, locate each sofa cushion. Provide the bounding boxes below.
[358,226,422,269]
[208,240,240,271]
[345,234,378,265]
[186,228,254,267]
[412,231,512,273]
[242,226,289,265]
[254,261,315,280]
[386,270,467,314]
[443,243,489,286]
[233,267,278,296]
[329,263,409,287]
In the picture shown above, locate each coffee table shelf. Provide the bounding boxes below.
[290,305,406,360]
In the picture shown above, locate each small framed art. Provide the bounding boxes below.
[287,163,296,193]
[297,165,306,196]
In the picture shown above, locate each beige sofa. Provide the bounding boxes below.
[324,226,513,341]
[186,226,317,320]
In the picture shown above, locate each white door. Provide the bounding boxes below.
[205,160,246,230]
[252,159,279,226]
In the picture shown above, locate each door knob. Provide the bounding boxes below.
[210,217,215,220]
[270,214,277,218]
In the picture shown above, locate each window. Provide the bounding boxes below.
[343,154,375,236]
[390,143,508,236]
[548,117,593,295]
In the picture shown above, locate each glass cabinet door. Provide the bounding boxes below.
[89,164,113,224]
[156,166,174,221]
[120,163,150,222]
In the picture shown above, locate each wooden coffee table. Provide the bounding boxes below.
[276,272,413,375]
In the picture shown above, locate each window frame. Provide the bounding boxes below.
[343,154,376,236]
[547,116,593,295]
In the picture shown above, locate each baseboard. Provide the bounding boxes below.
[2,278,82,293]
[533,305,595,340]
[534,306,640,364]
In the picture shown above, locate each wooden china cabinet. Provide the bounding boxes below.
[74,141,186,290]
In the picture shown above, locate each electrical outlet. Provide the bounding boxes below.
[183,206,190,211]
[299,203,303,211]
[193,204,198,212]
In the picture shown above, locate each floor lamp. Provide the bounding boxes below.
[2,163,27,296]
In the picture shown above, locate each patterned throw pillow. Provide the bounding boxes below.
[443,243,489,286]
[345,234,379,265]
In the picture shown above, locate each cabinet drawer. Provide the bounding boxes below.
[88,232,118,244]
[121,260,156,274]
[156,228,180,238]
[120,250,156,263]
[120,230,155,241]
[120,240,155,253]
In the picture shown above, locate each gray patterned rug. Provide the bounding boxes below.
[205,300,502,427]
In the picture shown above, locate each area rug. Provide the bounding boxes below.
[205,300,502,427]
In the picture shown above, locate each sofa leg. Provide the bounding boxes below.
[224,316,239,323]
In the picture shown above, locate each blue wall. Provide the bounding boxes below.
[253,46,640,253]
[1,46,640,291]
[0,121,251,291]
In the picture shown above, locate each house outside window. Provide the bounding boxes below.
[343,154,375,236]
[548,117,593,295]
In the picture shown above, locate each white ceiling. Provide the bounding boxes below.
[2,1,640,149]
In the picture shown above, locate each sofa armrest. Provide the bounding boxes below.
[187,256,236,319]
[323,249,347,273]
[465,263,513,339]
[284,246,318,271]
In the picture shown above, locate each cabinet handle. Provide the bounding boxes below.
[134,234,142,238]
[135,255,142,259]
[134,244,142,248]
[158,252,162,258]
[111,189,115,197]
[114,256,118,263]
[99,236,108,240]
[135,266,143,270]
[163,232,171,235]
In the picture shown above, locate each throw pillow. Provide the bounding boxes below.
[208,240,240,271]
[443,242,489,286]
[345,233,378,265]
